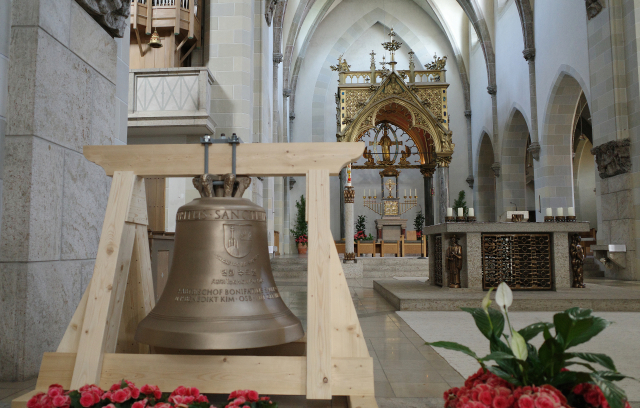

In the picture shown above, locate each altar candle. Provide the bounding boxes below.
[447,208,453,217]
[546,208,552,217]
[374,189,376,197]
[346,163,352,186]
[568,207,575,217]
[469,208,474,217]
[557,207,563,217]
[457,208,463,217]
[369,189,371,197]
[405,189,406,197]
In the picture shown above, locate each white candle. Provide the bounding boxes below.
[469,208,474,217]
[369,189,371,197]
[568,207,575,217]
[447,208,453,217]
[557,207,563,217]
[457,208,463,217]
[404,189,406,197]
[546,208,552,217]
[374,189,376,197]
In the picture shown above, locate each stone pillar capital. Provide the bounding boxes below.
[586,0,603,20]
[436,155,452,168]
[420,166,436,178]
[491,162,501,178]
[283,88,291,97]
[273,53,284,64]
[523,48,536,61]
[487,85,497,96]
[527,142,541,161]
[343,186,355,203]
[464,110,472,118]
[466,175,474,189]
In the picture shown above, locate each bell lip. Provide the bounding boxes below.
[134,320,305,350]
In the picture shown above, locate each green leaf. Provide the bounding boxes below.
[509,330,528,361]
[461,307,504,340]
[518,322,553,342]
[549,370,592,387]
[595,371,636,382]
[485,366,518,385]
[553,308,611,349]
[565,352,617,371]
[479,352,515,362]
[590,373,628,408]
[427,341,480,360]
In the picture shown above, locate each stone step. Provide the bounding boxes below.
[583,257,604,278]
[272,270,306,279]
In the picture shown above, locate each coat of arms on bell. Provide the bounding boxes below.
[135,173,304,350]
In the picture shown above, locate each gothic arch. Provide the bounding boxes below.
[476,131,496,222]
[498,107,531,218]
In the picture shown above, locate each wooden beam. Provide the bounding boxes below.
[175,35,188,53]
[146,1,153,34]
[132,1,138,30]
[83,143,364,177]
[306,169,332,399]
[188,0,195,38]
[70,172,138,389]
[134,28,145,58]
[329,236,369,358]
[56,283,90,353]
[348,395,379,408]
[174,1,180,35]
[179,42,197,65]
[126,177,149,226]
[31,353,374,397]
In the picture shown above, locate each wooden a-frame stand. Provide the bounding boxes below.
[12,142,377,408]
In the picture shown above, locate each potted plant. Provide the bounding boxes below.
[292,195,308,254]
[414,210,426,239]
[428,282,634,408]
[453,190,468,217]
[354,215,374,241]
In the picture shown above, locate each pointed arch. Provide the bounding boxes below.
[476,131,496,222]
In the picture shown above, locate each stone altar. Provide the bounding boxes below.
[424,222,590,290]
[375,218,408,240]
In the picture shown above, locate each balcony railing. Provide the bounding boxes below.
[128,67,215,138]
[338,69,447,85]
[130,0,201,40]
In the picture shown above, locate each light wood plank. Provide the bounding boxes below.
[146,2,153,34]
[174,2,180,35]
[70,172,138,389]
[127,177,149,226]
[330,236,369,358]
[132,1,138,30]
[188,1,195,38]
[11,390,39,408]
[56,282,90,353]
[306,169,332,399]
[348,395,379,408]
[179,42,197,65]
[116,225,155,354]
[34,353,373,397]
[83,143,364,177]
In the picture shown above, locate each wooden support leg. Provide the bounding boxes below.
[348,395,379,408]
[70,171,138,389]
[306,169,332,400]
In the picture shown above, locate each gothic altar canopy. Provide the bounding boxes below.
[333,29,455,171]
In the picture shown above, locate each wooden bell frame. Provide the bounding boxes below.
[12,143,377,408]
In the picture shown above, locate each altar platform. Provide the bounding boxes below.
[373,278,640,311]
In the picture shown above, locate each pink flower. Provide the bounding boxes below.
[228,390,247,400]
[79,392,96,408]
[518,396,535,408]
[534,395,555,408]
[132,399,147,408]
[47,386,64,399]
[493,396,509,408]
[585,389,603,407]
[245,390,259,402]
[231,397,246,406]
[154,403,172,408]
[140,385,162,400]
[110,389,130,403]
[52,395,70,408]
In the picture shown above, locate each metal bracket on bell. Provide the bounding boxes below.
[196,134,249,198]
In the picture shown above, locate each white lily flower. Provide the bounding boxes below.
[482,288,493,314]
[495,282,513,312]
[510,329,528,361]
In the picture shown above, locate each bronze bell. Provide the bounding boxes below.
[149,30,163,48]
[135,174,304,350]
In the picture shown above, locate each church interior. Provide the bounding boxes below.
[2,0,640,407]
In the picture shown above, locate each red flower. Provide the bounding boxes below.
[140,384,162,400]
[132,399,147,408]
[518,396,534,408]
[245,390,259,402]
[51,395,70,408]
[534,395,555,408]
[79,392,96,408]
[493,395,510,408]
[47,386,64,399]
[110,389,130,403]
[585,389,603,407]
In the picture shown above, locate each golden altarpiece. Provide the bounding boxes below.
[335,29,455,232]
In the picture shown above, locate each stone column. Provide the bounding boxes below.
[0,0,128,381]
[523,49,540,153]
[208,0,254,139]
[464,110,474,190]
[437,156,452,224]
[420,167,435,226]
[339,168,346,239]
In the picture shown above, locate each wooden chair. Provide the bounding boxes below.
[380,240,400,257]
[406,230,417,241]
[401,234,424,257]
[357,240,375,257]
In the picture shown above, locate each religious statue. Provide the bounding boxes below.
[446,235,462,288]
[399,145,411,166]
[385,179,396,198]
[362,147,375,166]
[330,55,351,72]
[571,234,586,288]
[424,53,448,71]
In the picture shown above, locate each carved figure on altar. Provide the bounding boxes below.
[446,235,462,288]
[379,131,393,162]
[399,145,411,165]
[385,179,396,198]
[363,147,375,166]
[571,234,586,288]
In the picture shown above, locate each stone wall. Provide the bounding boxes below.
[0,0,128,380]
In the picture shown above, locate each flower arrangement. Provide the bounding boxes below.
[429,282,634,408]
[294,234,308,245]
[27,382,277,408]
[414,210,426,238]
[354,215,374,240]
[291,195,307,246]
